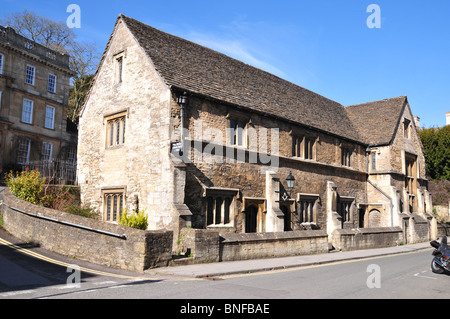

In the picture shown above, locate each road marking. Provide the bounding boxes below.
[414,270,437,280]
[1,290,34,297]
[220,249,431,279]
[0,237,149,280]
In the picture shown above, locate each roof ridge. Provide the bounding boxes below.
[119,14,343,108]
[345,95,407,108]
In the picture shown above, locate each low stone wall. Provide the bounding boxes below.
[175,229,329,264]
[0,188,172,272]
[410,214,430,244]
[177,228,220,263]
[331,227,403,251]
[219,230,329,261]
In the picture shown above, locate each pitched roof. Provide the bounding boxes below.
[345,96,408,145]
[119,15,362,142]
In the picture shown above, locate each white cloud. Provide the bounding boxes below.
[186,31,287,78]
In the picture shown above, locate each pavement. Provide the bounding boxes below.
[150,242,432,279]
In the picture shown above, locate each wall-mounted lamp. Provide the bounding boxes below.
[281,172,295,201]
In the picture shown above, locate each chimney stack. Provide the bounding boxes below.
[447,112,450,126]
[414,115,420,129]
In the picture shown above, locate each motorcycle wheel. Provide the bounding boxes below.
[431,258,445,274]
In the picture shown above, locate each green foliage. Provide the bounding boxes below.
[418,125,450,181]
[429,180,450,205]
[5,169,45,205]
[64,204,97,219]
[41,186,80,211]
[118,208,148,230]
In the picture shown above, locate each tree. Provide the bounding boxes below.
[1,10,100,122]
[418,125,450,181]
[68,74,94,123]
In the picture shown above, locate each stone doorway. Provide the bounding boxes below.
[245,205,258,233]
[368,209,381,228]
[243,198,266,233]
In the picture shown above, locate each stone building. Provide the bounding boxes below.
[78,15,434,250]
[0,26,77,178]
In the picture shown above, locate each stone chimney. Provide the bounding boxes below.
[447,112,450,126]
[413,116,420,129]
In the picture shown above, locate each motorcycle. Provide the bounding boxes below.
[430,236,450,274]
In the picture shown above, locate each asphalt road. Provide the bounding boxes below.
[1,228,449,302]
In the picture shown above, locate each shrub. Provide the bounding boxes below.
[64,204,97,219]
[119,208,148,230]
[429,180,450,206]
[5,169,45,205]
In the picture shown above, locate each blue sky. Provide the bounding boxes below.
[2,0,449,127]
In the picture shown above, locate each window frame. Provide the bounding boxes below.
[370,152,377,170]
[0,53,4,75]
[45,105,55,129]
[41,142,53,162]
[205,189,238,227]
[292,134,316,160]
[105,111,127,148]
[341,148,352,167]
[338,197,354,224]
[25,65,36,85]
[403,118,411,139]
[48,74,57,93]
[17,137,31,165]
[228,118,247,147]
[404,153,417,212]
[102,188,125,223]
[297,194,319,224]
[114,51,125,84]
[22,99,34,124]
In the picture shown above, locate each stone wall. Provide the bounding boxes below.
[0,188,172,272]
[176,228,220,263]
[77,19,175,232]
[331,227,403,251]
[180,95,368,233]
[176,228,329,262]
[410,214,430,244]
[219,230,329,261]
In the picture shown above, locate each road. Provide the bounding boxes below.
[1,228,449,303]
